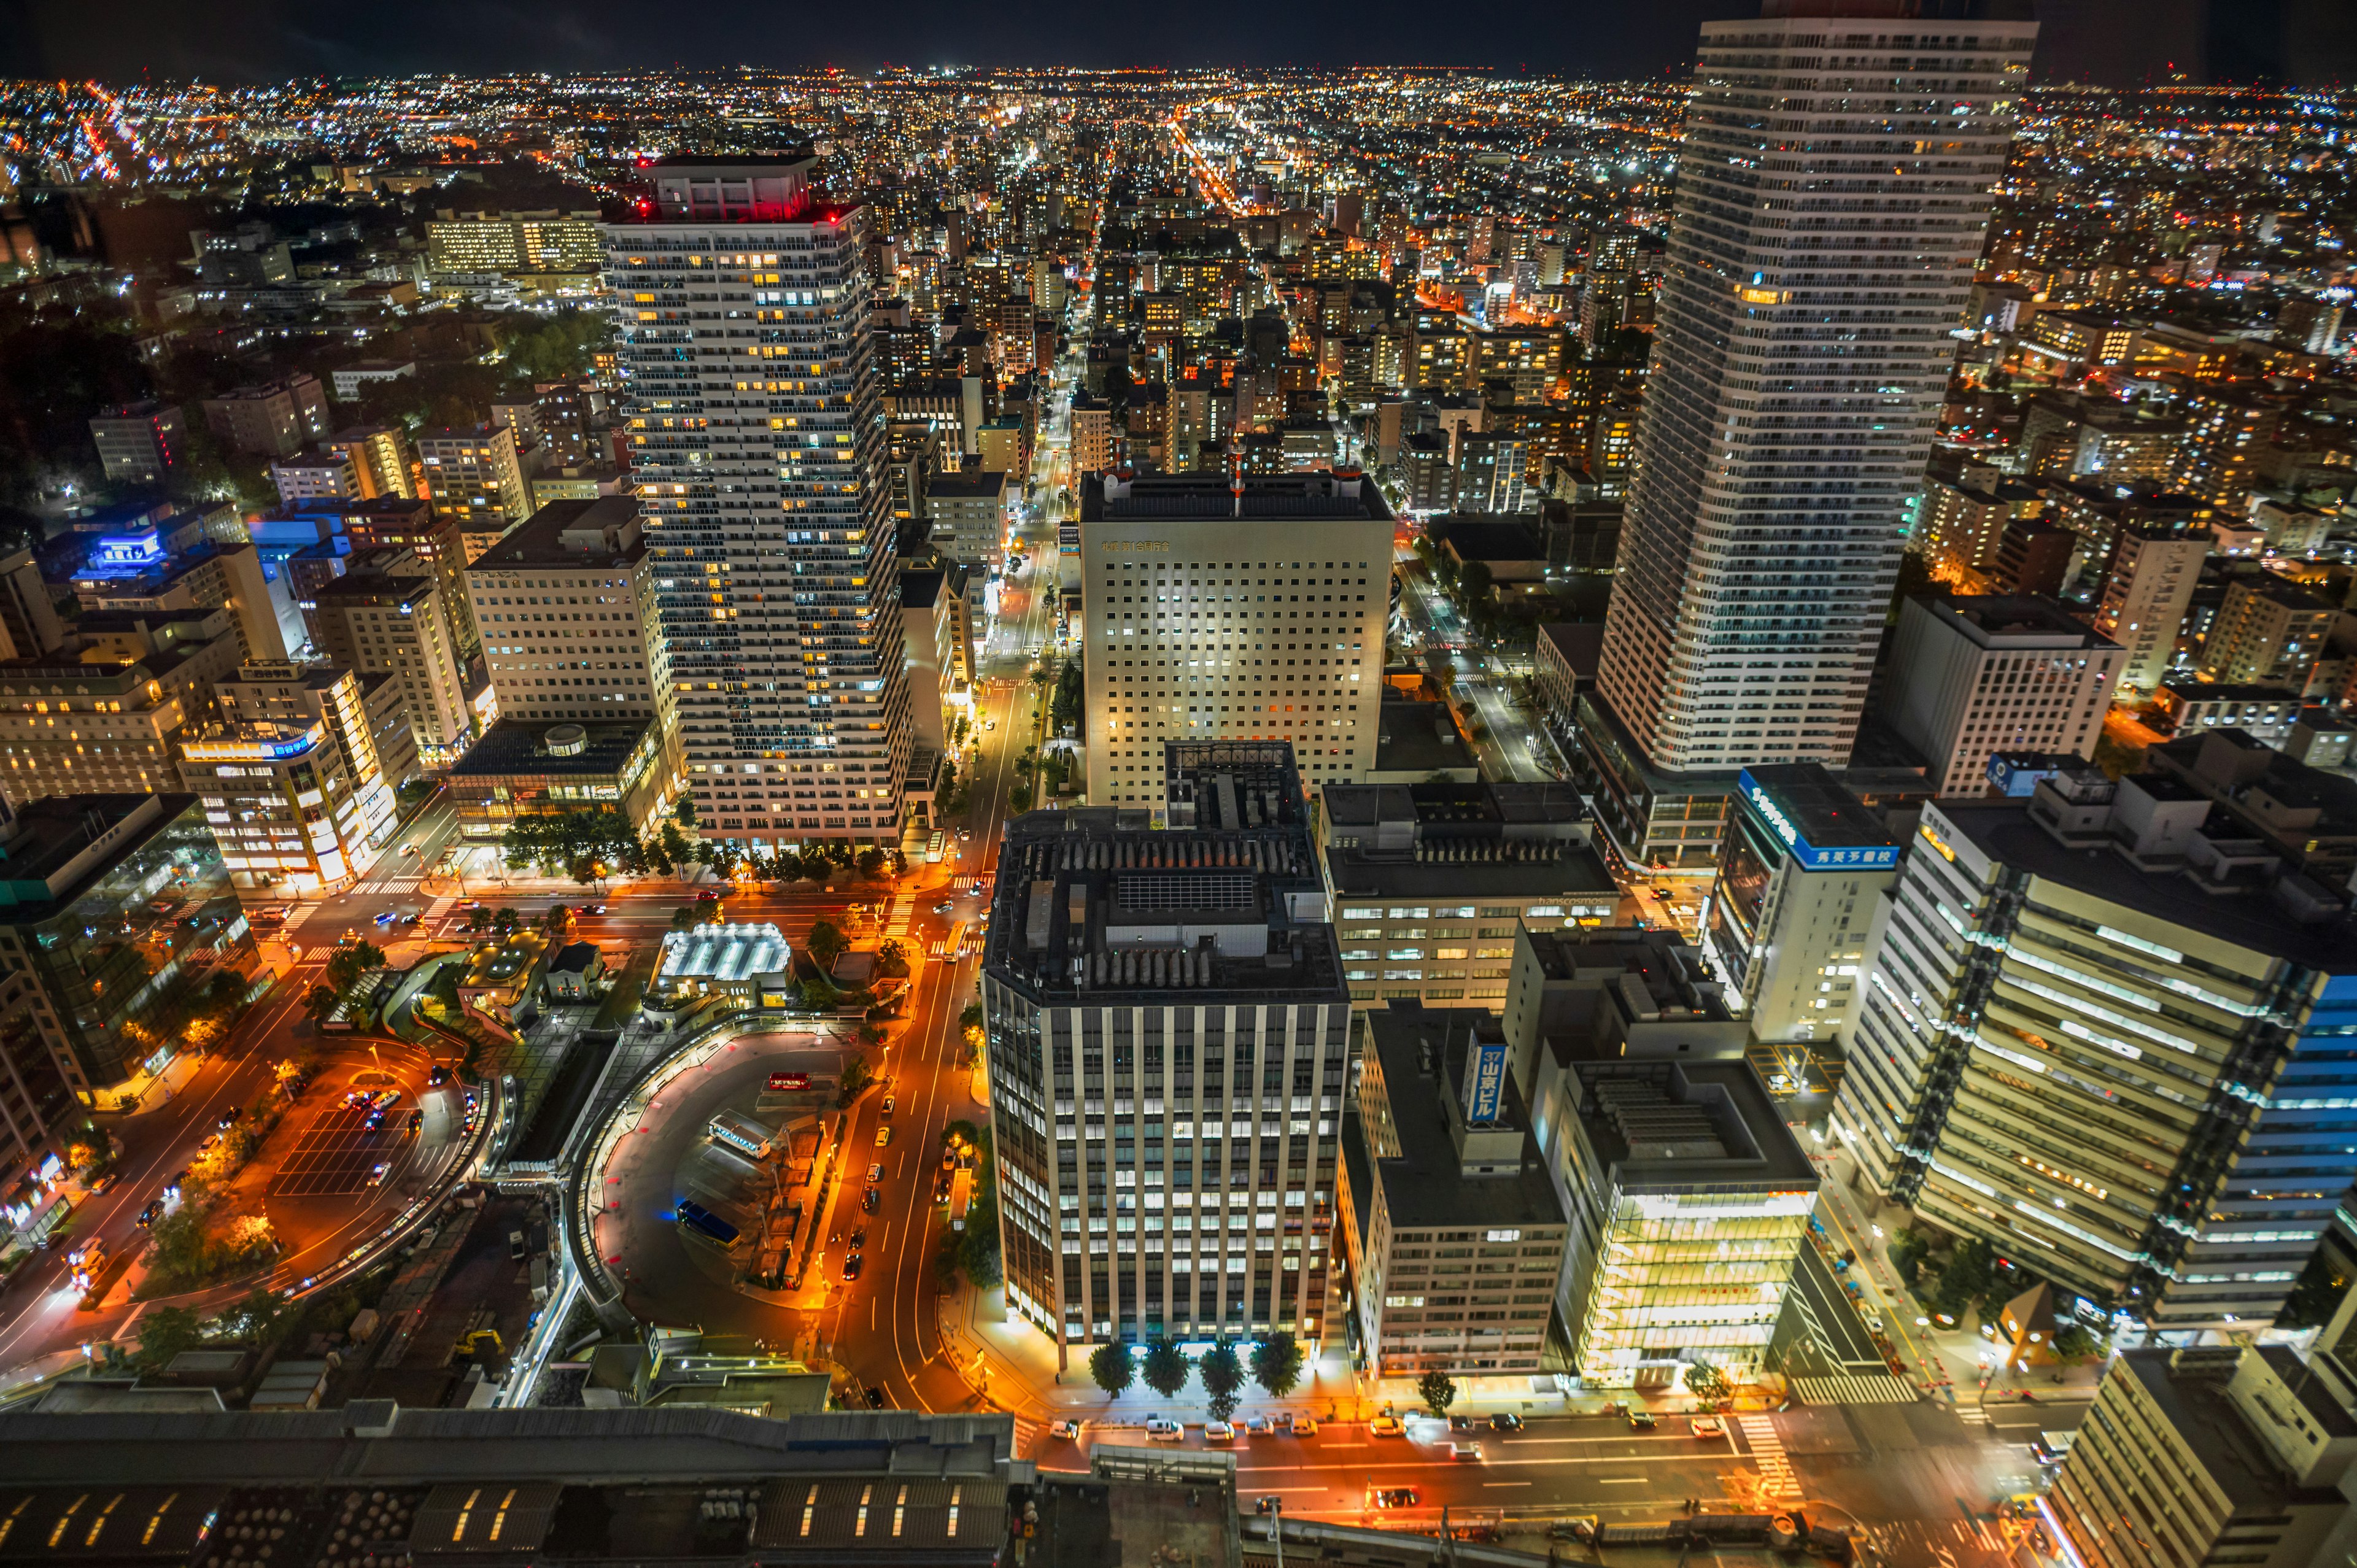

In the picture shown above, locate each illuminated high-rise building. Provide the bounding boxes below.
[602,156,908,847]
[1576,2,2037,874]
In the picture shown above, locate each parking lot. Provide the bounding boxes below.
[269,1096,408,1197]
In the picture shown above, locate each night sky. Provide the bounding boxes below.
[2,0,2353,87]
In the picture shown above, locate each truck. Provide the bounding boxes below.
[706,1110,775,1161]
[949,1167,975,1231]
[675,1200,741,1249]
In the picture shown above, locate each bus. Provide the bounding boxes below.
[765,1072,810,1092]
[675,1200,740,1249]
[707,1110,775,1161]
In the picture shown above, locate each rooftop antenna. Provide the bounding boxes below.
[1229,443,1244,519]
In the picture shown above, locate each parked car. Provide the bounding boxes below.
[1289,1415,1318,1436]
[1627,1410,1658,1430]
[1369,1416,1404,1437]
[1247,1416,1277,1436]
[1489,1413,1524,1432]
[867,1163,885,1183]
[1449,1414,1474,1432]
[881,1096,895,1118]
[862,1187,880,1214]
[1203,1421,1235,1443]
[875,1126,891,1147]
[1144,1416,1183,1440]
[1691,1416,1725,1438]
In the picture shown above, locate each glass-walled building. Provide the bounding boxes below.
[1531,1058,1816,1388]
[0,794,254,1105]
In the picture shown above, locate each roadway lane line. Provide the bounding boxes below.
[1482,1482,1531,1488]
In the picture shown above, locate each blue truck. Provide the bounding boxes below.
[675,1199,741,1248]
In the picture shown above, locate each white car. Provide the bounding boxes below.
[1145,1418,1183,1441]
[1048,1419,1082,1440]
[1202,1421,1235,1443]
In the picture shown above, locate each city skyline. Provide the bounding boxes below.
[6,1,2355,90]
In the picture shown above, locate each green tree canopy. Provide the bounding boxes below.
[1141,1340,1190,1399]
[806,918,850,970]
[1199,1341,1244,1423]
[1088,1342,1134,1399]
[1417,1369,1458,1416]
[1250,1332,1304,1399]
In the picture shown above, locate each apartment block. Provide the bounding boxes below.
[199,375,330,458]
[1080,470,1392,807]
[1340,1003,1569,1377]
[924,469,1010,570]
[311,570,474,767]
[418,425,532,539]
[0,611,241,808]
[327,425,417,501]
[2092,527,2208,695]
[1879,594,2124,795]
[2199,576,2343,690]
[980,742,1350,1355]
[87,402,184,489]
[191,660,400,890]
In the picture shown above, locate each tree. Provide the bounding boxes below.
[1417,1369,1458,1418]
[300,984,341,1027]
[1888,1226,1933,1289]
[1250,1332,1305,1399]
[806,917,850,971]
[959,1002,985,1034]
[131,1302,211,1372]
[465,905,492,936]
[322,940,386,1000]
[670,906,698,932]
[1683,1360,1730,1401]
[1931,1235,1999,1321]
[1009,783,1034,813]
[876,939,910,979]
[426,962,463,1014]
[1199,1340,1244,1423]
[491,907,521,938]
[837,1052,872,1107]
[1088,1341,1134,1399]
[1141,1340,1190,1399]
[2052,1324,2103,1362]
[540,905,573,936]
[855,846,889,880]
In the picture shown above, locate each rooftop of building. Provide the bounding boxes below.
[1938,781,2357,972]
[1539,622,1606,681]
[2111,1349,2348,1513]
[1568,1059,1817,1189]
[467,496,644,572]
[1369,690,1476,779]
[1436,519,1544,561]
[985,746,1342,1002]
[1520,927,1736,1024]
[1356,1004,1566,1231]
[0,795,199,915]
[658,923,792,987]
[2158,681,2306,705]
[927,468,1009,500]
[1914,593,2121,651]
[1736,763,1898,855]
[1320,779,1617,902]
[1080,468,1393,523]
[309,568,435,608]
[447,719,654,781]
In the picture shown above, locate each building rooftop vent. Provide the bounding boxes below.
[544,724,587,758]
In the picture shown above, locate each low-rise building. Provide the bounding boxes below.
[1702,765,1901,1049]
[443,719,667,845]
[652,923,795,1005]
[2150,681,2306,743]
[200,374,329,458]
[1318,779,1619,1009]
[923,468,1010,570]
[1499,926,1745,1104]
[460,930,552,1027]
[1534,1056,1816,1389]
[1340,1002,1569,1377]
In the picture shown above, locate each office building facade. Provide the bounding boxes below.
[1832,776,2357,1335]
[1079,471,1392,808]
[1702,765,1899,1048]
[980,743,1350,1357]
[1878,595,2124,797]
[601,156,910,848]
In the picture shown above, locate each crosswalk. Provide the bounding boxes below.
[1793,1373,1919,1405]
[1739,1413,1802,1500]
[1958,1403,1990,1426]
[885,897,913,940]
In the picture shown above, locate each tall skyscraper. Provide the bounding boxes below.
[1579,2,2037,871]
[602,156,909,848]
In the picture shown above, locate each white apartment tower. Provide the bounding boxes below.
[602,155,909,847]
[1592,4,2036,776]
